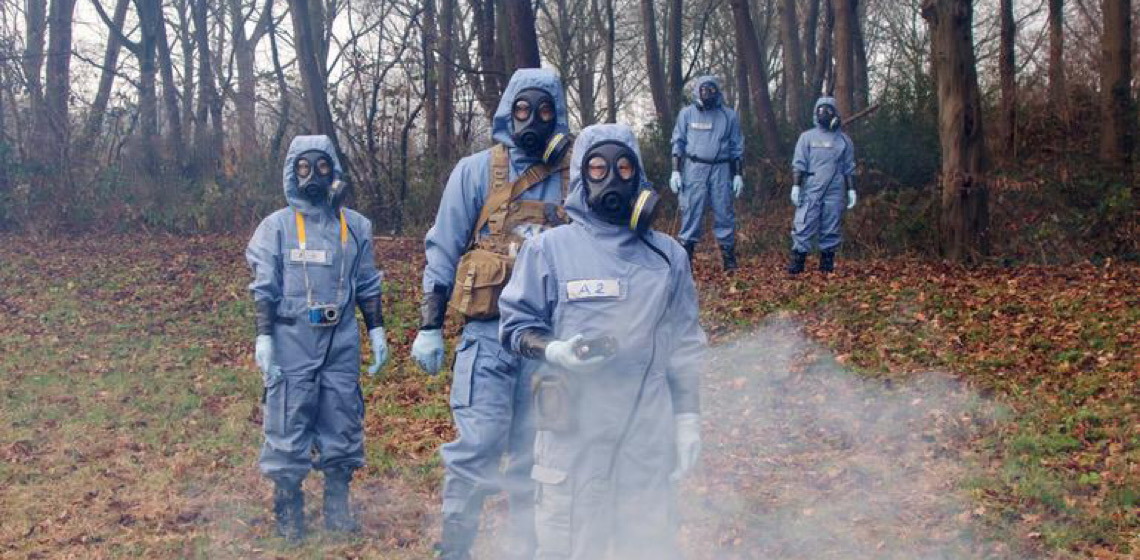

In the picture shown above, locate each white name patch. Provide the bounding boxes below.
[690,122,713,131]
[567,279,621,301]
[289,248,330,265]
[810,140,834,149]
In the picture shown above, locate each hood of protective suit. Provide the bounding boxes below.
[283,135,344,214]
[491,69,570,149]
[814,96,840,128]
[692,75,723,108]
[565,123,651,236]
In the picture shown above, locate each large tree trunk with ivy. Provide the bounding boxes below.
[922,0,989,262]
[1099,0,1133,171]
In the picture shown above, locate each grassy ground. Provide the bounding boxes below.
[0,234,1135,558]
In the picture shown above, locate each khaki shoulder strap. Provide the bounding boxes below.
[472,144,566,241]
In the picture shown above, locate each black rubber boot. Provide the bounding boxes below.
[819,251,835,273]
[787,251,807,275]
[682,241,696,267]
[273,479,305,543]
[323,468,359,533]
[720,245,738,273]
[435,514,479,560]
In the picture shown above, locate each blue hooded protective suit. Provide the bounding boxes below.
[421,68,571,552]
[671,76,744,248]
[499,124,707,560]
[791,97,856,253]
[246,135,383,483]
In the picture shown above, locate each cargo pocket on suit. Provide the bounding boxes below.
[263,369,287,439]
[450,338,477,409]
[532,464,572,555]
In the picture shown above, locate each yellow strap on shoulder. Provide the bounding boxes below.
[295,211,307,250]
[630,190,652,231]
[340,209,348,246]
[296,210,347,250]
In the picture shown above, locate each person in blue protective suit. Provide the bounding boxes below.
[499,123,708,560]
[788,97,858,274]
[670,75,745,272]
[409,68,575,560]
[246,135,389,542]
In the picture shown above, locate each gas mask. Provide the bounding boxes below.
[294,149,348,207]
[582,141,660,234]
[816,104,841,131]
[698,82,721,110]
[511,88,569,165]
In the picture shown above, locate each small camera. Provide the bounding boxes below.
[308,304,340,327]
[573,335,618,360]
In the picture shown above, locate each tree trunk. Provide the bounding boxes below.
[422,0,438,151]
[155,5,185,159]
[780,0,806,126]
[230,0,271,159]
[641,0,671,125]
[851,0,869,109]
[577,34,597,126]
[999,0,1016,160]
[470,0,502,116]
[85,0,129,140]
[43,0,77,149]
[288,0,338,141]
[832,0,855,116]
[437,0,456,162]
[667,0,684,114]
[734,28,751,120]
[176,0,194,148]
[503,0,540,68]
[1099,0,1133,170]
[23,0,47,164]
[803,0,820,100]
[192,0,222,172]
[1048,0,1065,115]
[728,0,782,156]
[811,0,834,100]
[268,11,290,158]
[592,0,618,123]
[922,0,989,263]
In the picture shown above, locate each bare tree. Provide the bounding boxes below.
[667,0,684,114]
[155,4,185,158]
[592,0,618,123]
[437,0,455,162]
[1047,0,1064,115]
[91,0,163,172]
[288,0,338,141]
[1099,0,1132,170]
[833,0,855,115]
[422,0,438,149]
[641,0,671,125]
[43,0,78,157]
[779,0,805,125]
[229,0,275,158]
[851,0,868,109]
[503,0,540,68]
[922,0,989,262]
[191,0,223,171]
[728,0,781,156]
[999,0,1015,159]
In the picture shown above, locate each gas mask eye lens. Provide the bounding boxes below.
[296,159,312,179]
[316,158,332,176]
[616,157,636,181]
[587,156,609,181]
[538,102,555,123]
[513,100,532,121]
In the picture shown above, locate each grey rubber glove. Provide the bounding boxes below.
[669,171,683,195]
[366,327,389,376]
[544,334,607,373]
[255,334,273,375]
[733,175,744,198]
[671,413,702,481]
[411,329,445,375]
[790,185,802,207]
[846,189,857,210]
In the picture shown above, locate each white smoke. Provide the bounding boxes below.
[675,316,1018,560]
